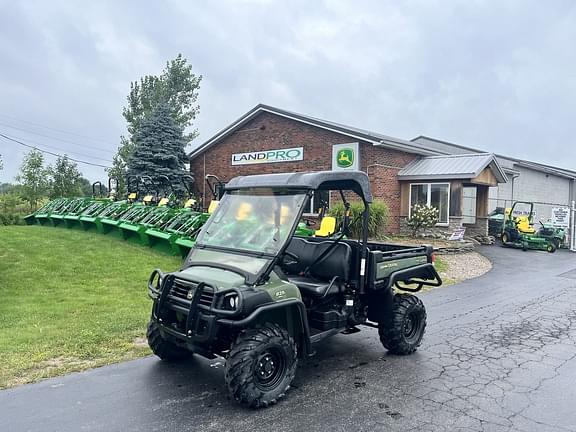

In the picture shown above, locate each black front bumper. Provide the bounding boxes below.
[148,272,249,357]
[149,275,220,344]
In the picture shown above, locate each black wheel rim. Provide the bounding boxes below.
[403,311,422,342]
[254,348,286,390]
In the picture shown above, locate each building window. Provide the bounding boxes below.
[306,189,330,215]
[409,183,450,225]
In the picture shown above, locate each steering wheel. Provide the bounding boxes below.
[282,251,300,266]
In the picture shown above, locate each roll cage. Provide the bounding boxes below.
[191,170,373,289]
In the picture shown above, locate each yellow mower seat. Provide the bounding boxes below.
[143,195,154,205]
[127,192,137,201]
[208,200,219,214]
[516,216,535,234]
[158,197,169,207]
[315,216,336,237]
[184,198,196,208]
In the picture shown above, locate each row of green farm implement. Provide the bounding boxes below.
[23,176,223,257]
[22,174,342,257]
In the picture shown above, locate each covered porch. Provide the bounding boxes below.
[397,153,508,238]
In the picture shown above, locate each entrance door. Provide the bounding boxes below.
[462,187,477,224]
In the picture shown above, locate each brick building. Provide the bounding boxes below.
[189,104,507,236]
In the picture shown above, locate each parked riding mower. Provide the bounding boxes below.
[500,201,561,252]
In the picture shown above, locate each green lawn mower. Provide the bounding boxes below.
[501,201,563,253]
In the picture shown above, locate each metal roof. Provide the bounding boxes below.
[412,135,576,179]
[225,170,373,202]
[189,104,441,159]
[398,153,508,183]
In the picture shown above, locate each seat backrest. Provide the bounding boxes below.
[158,197,169,207]
[315,216,336,237]
[284,237,352,281]
[516,216,535,234]
[207,200,219,214]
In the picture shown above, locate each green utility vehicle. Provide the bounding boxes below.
[147,171,442,408]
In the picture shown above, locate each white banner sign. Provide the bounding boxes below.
[231,147,303,166]
[551,207,570,228]
[448,227,466,241]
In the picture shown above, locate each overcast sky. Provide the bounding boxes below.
[1,0,576,183]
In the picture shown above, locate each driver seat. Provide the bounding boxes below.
[286,275,343,297]
[283,238,352,298]
[516,216,535,234]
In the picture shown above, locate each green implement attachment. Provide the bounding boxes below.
[25,196,210,256]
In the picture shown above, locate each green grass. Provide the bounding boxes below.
[0,225,181,388]
[433,256,454,286]
[434,256,448,273]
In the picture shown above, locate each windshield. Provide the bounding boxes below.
[196,188,308,255]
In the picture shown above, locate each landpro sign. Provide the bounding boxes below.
[231,147,303,166]
[332,142,360,171]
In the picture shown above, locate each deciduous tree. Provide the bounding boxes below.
[16,149,49,211]
[47,155,84,198]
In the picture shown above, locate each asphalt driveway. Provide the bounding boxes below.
[2,246,576,432]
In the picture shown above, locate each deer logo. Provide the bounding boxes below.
[336,148,354,168]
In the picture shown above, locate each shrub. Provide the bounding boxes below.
[407,204,439,237]
[328,200,389,239]
[0,193,28,225]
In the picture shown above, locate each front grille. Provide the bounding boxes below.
[170,278,196,301]
[198,287,215,307]
[169,278,214,308]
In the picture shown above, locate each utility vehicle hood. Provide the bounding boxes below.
[176,266,245,290]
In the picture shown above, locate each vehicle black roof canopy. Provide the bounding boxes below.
[225,170,373,203]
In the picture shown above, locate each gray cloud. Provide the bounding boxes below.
[1,0,575,183]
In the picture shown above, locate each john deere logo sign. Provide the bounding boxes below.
[231,147,303,166]
[336,148,354,168]
[332,142,360,171]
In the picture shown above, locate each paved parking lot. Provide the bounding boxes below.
[2,246,576,432]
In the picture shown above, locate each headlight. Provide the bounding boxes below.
[221,293,239,311]
[227,294,239,310]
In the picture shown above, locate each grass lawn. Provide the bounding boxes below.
[0,225,181,389]
[433,256,453,286]
[434,256,448,273]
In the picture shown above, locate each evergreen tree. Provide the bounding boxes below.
[16,149,49,211]
[127,104,188,196]
[47,155,84,198]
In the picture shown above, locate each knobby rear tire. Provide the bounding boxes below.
[379,294,427,355]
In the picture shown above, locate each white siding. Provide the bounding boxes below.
[489,163,572,223]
